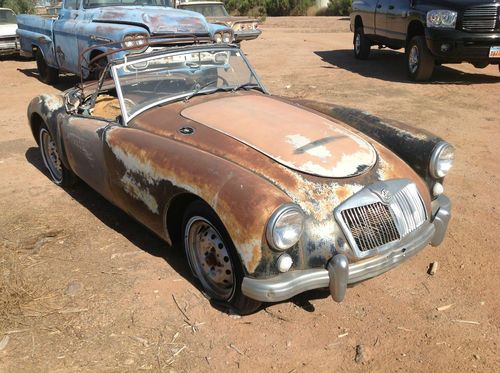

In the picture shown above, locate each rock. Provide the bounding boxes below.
[0,336,10,352]
[65,281,83,297]
[473,354,480,360]
[355,344,365,363]
[428,261,439,275]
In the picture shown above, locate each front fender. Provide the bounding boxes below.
[104,127,291,274]
[292,99,444,189]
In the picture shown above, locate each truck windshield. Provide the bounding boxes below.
[0,9,16,24]
[83,0,171,8]
[181,4,229,17]
[112,48,261,122]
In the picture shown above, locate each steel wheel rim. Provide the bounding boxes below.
[185,216,235,300]
[355,33,361,54]
[40,128,63,183]
[409,45,419,74]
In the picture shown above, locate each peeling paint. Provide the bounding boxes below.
[121,173,159,214]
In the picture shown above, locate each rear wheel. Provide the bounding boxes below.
[35,49,59,84]
[406,36,434,81]
[182,200,261,315]
[39,124,76,187]
[353,26,371,60]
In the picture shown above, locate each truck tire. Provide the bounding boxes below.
[35,49,59,85]
[354,27,370,60]
[406,36,434,81]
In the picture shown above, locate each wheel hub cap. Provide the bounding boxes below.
[409,46,419,74]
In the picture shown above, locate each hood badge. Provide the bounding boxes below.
[370,185,392,203]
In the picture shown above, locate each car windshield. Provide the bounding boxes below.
[83,0,171,8]
[0,9,16,24]
[111,47,262,122]
[181,4,228,17]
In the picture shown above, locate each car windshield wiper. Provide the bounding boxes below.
[184,80,219,101]
[231,82,263,92]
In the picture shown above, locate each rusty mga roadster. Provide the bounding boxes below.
[27,42,453,314]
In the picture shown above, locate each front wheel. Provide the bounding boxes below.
[39,124,76,187]
[182,200,261,315]
[353,27,371,60]
[406,36,434,81]
[35,49,59,85]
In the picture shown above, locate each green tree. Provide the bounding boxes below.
[327,0,352,16]
[0,0,38,14]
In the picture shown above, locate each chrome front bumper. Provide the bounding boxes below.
[242,195,451,303]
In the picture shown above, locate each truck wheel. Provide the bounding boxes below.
[353,27,370,60]
[35,49,59,85]
[182,200,261,315]
[406,36,434,81]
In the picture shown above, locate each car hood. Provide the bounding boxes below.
[90,6,209,34]
[180,95,376,178]
[0,23,17,36]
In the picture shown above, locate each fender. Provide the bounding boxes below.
[27,93,73,172]
[292,99,444,188]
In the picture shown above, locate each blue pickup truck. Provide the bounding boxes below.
[17,0,233,83]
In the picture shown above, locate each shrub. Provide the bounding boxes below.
[327,0,352,16]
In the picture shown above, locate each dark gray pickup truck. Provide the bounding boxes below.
[350,0,500,80]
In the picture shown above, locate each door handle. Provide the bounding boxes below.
[388,5,395,9]
[377,4,382,8]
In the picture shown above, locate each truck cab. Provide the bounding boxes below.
[17,0,233,83]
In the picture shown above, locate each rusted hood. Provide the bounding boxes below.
[90,6,209,34]
[181,95,376,178]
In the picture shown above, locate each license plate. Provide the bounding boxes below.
[489,46,500,58]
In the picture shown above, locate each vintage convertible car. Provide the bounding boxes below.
[27,42,453,314]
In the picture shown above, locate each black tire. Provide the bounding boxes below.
[353,26,370,60]
[182,200,261,315]
[35,49,59,84]
[406,36,434,81]
[38,124,77,187]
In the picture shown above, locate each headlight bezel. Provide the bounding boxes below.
[266,204,305,251]
[426,9,458,29]
[222,31,232,44]
[214,32,223,44]
[429,141,455,178]
[122,33,149,50]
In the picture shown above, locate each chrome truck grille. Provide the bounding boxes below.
[462,5,500,32]
[337,182,427,255]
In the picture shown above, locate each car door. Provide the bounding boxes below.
[385,0,409,41]
[61,115,115,202]
[52,0,81,73]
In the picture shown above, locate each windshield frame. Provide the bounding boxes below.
[82,0,172,9]
[181,4,229,17]
[109,45,268,125]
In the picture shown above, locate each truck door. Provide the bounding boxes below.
[52,0,81,73]
[374,0,389,37]
[385,0,409,41]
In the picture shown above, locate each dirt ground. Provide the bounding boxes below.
[0,17,499,372]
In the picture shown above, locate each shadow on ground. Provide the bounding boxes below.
[315,49,500,84]
[17,68,80,91]
[25,147,329,315]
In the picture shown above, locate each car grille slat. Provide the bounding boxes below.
[462,5,499,32]
[339,183,427,253]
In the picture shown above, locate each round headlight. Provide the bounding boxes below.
[430,141,455,178]
[214,33,223,43]
[222,32,232,44]
[266,204,304,251]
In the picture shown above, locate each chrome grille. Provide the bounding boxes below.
[339,182,427,253]
[462,5,499,32]
[391,183,427,236]
[341,203,400,252]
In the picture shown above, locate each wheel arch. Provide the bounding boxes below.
[164,192,203,250]
[406,20,425,45]
[354,15,363,29]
